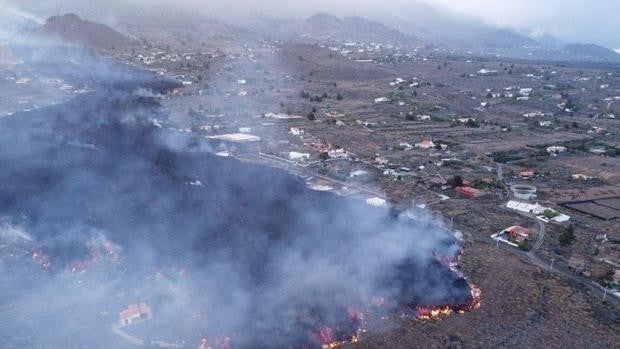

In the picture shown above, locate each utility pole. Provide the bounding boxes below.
[603,286,608,301]
[550,258,555,271]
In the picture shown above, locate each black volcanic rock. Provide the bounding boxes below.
[31,13,132,50]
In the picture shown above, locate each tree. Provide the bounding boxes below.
[447,175,464,188]
[307,112,316,121]
[559,224,575,246]
[465,119,480,128]
[336,93,343,100]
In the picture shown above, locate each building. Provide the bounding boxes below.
[506,200,545,214]
[288,151,310,161]
[350,170,368,178]
[374,97,390,104]
[547,146,567,155]
[118,303,153,327]
[366,197,386,207]
[415,140,436,149]
[477,68,498,76]
[289,127,304,136]
[455,186,481,198]
[505,226,531,242]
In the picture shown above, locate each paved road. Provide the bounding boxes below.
[530,217,546,252]
[497,162,503,182]
[476,234,620,308]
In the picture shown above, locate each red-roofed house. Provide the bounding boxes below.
[455,186,481,198]
[505,226,531,242]
[613,270,620,285]
[519,171,534,179]
[118,303,153,327]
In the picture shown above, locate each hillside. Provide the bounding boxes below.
[250,13,421,47]
[564,43,620,62]
[31,13,132,50]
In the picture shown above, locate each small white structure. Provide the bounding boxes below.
[417,114,431,121]
[506,200,545,215]
[539,120,552,127]
[477,68,498,76]
[458,117,476,124]
[366,197,387,207]
[310,184,333,192]
[350,170,368,178]
[547,146,567,155]
[415,140,436,149]
[374,97,390,104]
[288,151,310,161]
[265,112,302,119]
[206,133,261,142]
[328,148,349,159]
[289,127,304,136]
[238,127,252,133]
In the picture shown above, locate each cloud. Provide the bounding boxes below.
[429,0,620,47]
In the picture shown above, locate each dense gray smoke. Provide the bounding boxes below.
[0,31,477,349]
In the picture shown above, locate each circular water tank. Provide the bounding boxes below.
[510,184,537,200]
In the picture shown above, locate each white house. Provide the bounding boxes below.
[417,114,431,121]
[547,146,567,155]
[289,127,304,136]
[288,151,310,161]
[366,197,387,207]
[415,140,436,149]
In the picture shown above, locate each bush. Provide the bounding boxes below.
[446,175,463,188]
[559,224,575,246]
[518,240,532,251]
[543,209,560,219]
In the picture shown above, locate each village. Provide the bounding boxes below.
[1,8,619,349]
[100,30,620,307]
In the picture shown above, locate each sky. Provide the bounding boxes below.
[431,0,620,49]
[2,0,619,49]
